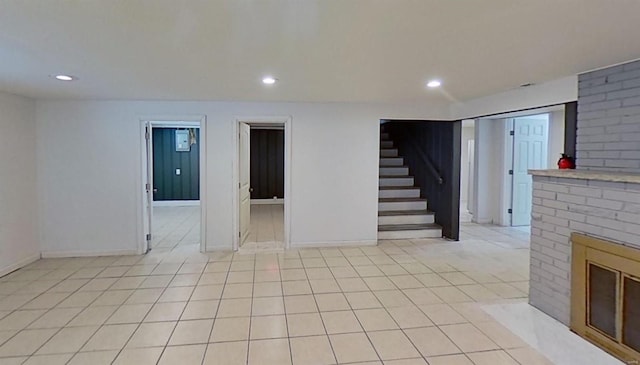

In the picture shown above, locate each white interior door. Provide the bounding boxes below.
[143,122,153,253]
[512,116,548,226]
[239,123,251,245]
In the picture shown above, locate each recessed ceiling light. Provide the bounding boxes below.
[427,80,441,88]
[262,76,277,85]
[53,74,76,81]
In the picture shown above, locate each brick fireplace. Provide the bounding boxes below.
[528,59,640,334]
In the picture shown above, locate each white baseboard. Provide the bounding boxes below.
[290,239,378,249]
[41,249,139,258]
[153,200,200,207]
[0,253,41,278]
[251,199,284,205]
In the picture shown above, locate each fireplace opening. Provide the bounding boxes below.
[571,233,640,363]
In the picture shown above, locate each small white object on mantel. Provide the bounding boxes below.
[528,169,640,184]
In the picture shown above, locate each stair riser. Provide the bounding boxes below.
[378,229,442,240]
[379,189,420,199]
[380,149,398,157]
[380,132,390,140]
[379,178,414,187]
[379,201,427,211]
[380,157,404,166]
[378,215,434,225]
[379,167,409,176]
[380,140,394,148]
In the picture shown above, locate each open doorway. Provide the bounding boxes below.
[468,106,565,227]
[141,118,205,254]
[235,118,290,251]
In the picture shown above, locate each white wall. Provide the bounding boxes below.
[0,92,39,275]
[472,118,511,225]
[36,100,449,255]
[548,110,565,168]
[451,76,577,120]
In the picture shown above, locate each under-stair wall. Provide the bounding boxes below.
[383,120,462,240]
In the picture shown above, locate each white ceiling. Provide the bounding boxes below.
[1,1,640,104]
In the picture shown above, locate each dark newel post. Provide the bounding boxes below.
[564,101,578,158]
[450,121,462,241]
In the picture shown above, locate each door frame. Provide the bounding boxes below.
[138,115,207,254]
[232,116,292,251]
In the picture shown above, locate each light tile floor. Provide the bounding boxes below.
[243,204,284,251]
[3,221,605,364]
[152,206,200,250]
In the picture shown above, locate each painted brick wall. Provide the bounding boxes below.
[529,175,640,325]
[577,60,640,172]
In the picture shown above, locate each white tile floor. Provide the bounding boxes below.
[152,206,200,250]
[243,204,284,251]
[0,217,612,364]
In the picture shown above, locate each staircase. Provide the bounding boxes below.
[378,129,442,240]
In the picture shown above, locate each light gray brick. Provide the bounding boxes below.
[621,151,640,159]
[623,77,640,89]
[569,220,604,236]
[604,141,640,150]
[556,210,587,222]
[617,212,640,224]
[533,190,556,199]
[621,115,640,124]
[601,228,640,247]
[531,251,554,265]
[541,263,570,280]
[606,105,640,117]
[580,93,606,104]
[586,216,627,231]
[568,186,602,198]
[586,64,625,79]
[579,99,622,112]
[532,205,556,217]
[588,180,626,190]
[541,215,569,228]
[584,150,621,159]
[570,205,617,219]
[541,183,569,193]
[553,241,571,254]
[623,95,640,107]
[603,190,640,203]
[607,87,640,100]
[556,194,587,204]
[608,68,640,83]
[575,142,604,151]
[541,247,569,262]
[541,230,569,245]
[586,197,624,210]
[623,60,640,71]
[606,123,640,134]
[621,132,640,141]
[542,199,569,211]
